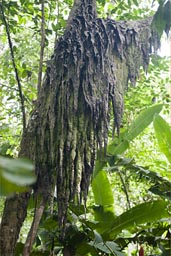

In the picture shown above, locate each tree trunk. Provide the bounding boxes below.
[0,0,160,254]
[0,106,39,255]
[63,246,75,256]
[0,193,30,256]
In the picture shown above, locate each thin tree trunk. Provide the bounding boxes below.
[0,192,30,256]
[37,0,46,97]
[63,246,75,256]
[0,2,26,131]
[22,198,46,256]
[0,112,38,255]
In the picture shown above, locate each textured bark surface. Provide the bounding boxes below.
[0,0,160,254]
[0,193,30,256]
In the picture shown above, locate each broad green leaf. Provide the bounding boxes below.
[0,157,36,195]
[107,139,129,155]
[93,205,115,233]
[104,200,171,239]
[107,104,163,156]
[93,156,107,178]
[0,174,27,196]
[0,157,36,185]
[0,157,34,172]
[92,170,114,206]
[94,230,103,244]
[1,168,36,185]
[153,115,171,164]
[126,104,163,141]
[92,171,115,233]
[92,241,124,256]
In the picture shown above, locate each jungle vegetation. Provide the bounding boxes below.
[0,0,171,255]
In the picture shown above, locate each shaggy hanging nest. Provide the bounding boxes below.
[24,0,160,237]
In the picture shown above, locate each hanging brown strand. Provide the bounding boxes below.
[33,2,158,238]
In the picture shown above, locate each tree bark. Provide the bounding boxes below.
[22,198,46,256]
[0,108,38,255]
[0,193,30,256]
[63,246,75,256]
[0,0,161,254]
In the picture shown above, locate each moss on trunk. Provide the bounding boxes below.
[0,0,161,254]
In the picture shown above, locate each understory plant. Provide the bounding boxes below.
[14,104,171,255]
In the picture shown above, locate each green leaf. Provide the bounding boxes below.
[0,157,36,185]
[149,182,171,200]
[152,0,171,36]
[92,171,114,206]
[129,163,171,186]
[89,240,124,255]
[0,157,36,195]
[92,171,115,233]
[42,217,58,231]
[107,104,163,155]
[107,139,129,156]
[126,104,163,141]
[93,205,115,233]
[132,0,138,6]
[104,200,171,239]
[69,203,86,217]
[94,230,103,244]
[0,174,27,196]
[76,242,98,256]
[92,241,124,255]
[153,114,171,164]
[93,155,107,178]
[21,69,28,78]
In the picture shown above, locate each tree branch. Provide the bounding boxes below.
[0,83,19,91]
[118,171,131,209]
[37,0,46,97]
[22,198,46,256]
[0,2,26,131]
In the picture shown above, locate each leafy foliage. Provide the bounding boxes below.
[107,104,163,155]
[104,200,171,240]
[97,0,155,20]
[0,157,36,195]
[0,0,170,255]
[153,114,171,164]
[152,0,171,36]
[14,103,170,255]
